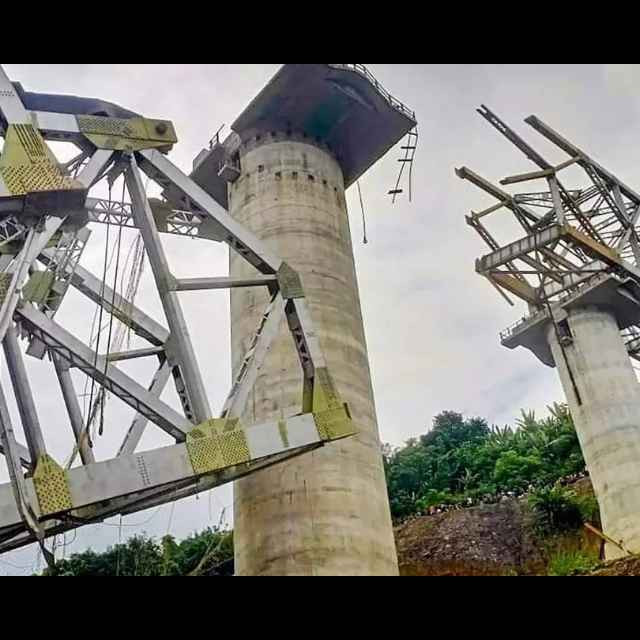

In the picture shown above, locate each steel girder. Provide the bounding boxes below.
[457,105,640,360]
[0,64,356,554]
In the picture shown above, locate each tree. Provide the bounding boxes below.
[40,527,234,576]
[384,405,585,521]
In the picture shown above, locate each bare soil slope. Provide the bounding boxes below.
[588,556,640,576]
[395,478,601,576]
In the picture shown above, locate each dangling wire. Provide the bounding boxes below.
[99,178,126,436]
[357,180,368,245]
[85,182,112,444]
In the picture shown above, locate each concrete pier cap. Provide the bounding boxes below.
[193,64,416,575]
[502,274,640,558]
[191,64,417,210]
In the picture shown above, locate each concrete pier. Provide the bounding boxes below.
[229,136,398,575]
[548,306,640,558]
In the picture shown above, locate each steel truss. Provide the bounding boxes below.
[457,105,640,359]
[0,65,355,556]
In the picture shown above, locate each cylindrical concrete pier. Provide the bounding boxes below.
[229,133,399,575]
[548,306,640,558]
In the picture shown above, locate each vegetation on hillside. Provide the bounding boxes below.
[40,527,233,576]
[527,485,598,536]
[38,403,593,575]
[383,403,586,521]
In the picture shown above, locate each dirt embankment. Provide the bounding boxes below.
[394,478,602,576]
[588,556,640,576]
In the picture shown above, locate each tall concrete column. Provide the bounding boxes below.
[548,306,640,558]
[229,134,399,575]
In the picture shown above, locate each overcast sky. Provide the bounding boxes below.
[2,63,639,574]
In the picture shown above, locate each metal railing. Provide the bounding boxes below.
[329,64,416,121]
[498,271,613,342]
[500,315,540,342]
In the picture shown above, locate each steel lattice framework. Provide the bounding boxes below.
[457,106,640,366]
[0,65,356,561]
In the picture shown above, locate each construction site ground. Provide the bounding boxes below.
[394,478,611,576]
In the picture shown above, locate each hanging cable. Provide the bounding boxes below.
[356,180,368,245]
[99,178,126,436]
[84,182,112,446]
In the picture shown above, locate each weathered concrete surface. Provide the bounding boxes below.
[229,137,398,575]
[548,306,640,559]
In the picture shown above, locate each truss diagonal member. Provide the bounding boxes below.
[478,108,604,242]
[477,105,552,169]
[525,115,640,206]
[0,220,60,350]
[138,149,283,274]
[0,380,40,539]
[52,355,95,465]
[75,149,115,190]
[285,297,327,377]
[455,166,541,226]
[0,440,30,470]
[0,66,30,124]
[0,216,28,252]
[16,304,190,441]
[0,150,115,346]
[222,292,286,419]
[125,154,211,424]
[39,256,169,346]
[3,325,46,462]
[27,227,92,359]
[117,359,172,456]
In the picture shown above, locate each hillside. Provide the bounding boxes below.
[394,477,603,576]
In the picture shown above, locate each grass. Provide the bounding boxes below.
[547,550,599,576]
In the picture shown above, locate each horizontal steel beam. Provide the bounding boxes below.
[477,224,566,274]
[106,346,165,363]
[0,443,319,553]
[0,411,343,533]
[172,275,277,292]
[85,197,226,242]
[16,304,189,440]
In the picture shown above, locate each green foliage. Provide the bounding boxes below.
[527,486,586,535]
[41,527,233,576]
[547,550,599,576]
[384,403,586,521]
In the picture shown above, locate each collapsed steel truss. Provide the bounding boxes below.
[457,105,640,361]
[0,65,355,556]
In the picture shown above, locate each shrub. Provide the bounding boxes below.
[528,486,585,535]
[548,550,599,576]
